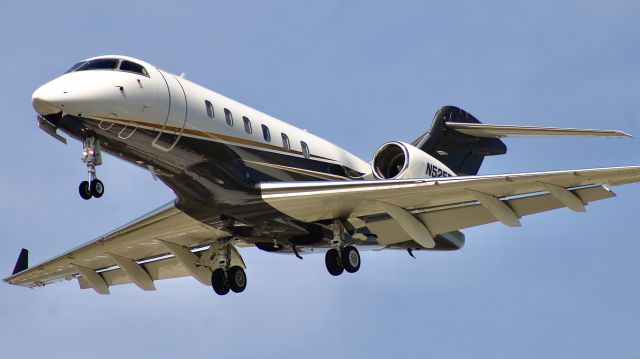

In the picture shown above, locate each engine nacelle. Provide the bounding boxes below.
[372,141,456,179]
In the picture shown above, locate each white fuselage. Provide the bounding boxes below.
[33,55,371,178]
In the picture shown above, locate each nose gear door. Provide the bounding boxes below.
[152,69,188,151]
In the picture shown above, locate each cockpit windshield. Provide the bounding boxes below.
[119,60,149,76]
[65,61,86,73]
[64,58,149,77]
[77,58,119,71]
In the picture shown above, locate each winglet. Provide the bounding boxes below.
[12,249,29,275]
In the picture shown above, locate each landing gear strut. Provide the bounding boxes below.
[207,239,247,296]
[79,137,104,200]
[324,220,361,276]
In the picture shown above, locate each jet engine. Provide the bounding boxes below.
[372,141,456,180]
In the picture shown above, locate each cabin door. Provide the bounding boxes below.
[152,70,188,151]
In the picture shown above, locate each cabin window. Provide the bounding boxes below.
[224,108,234,126]
[301,141,310,159]
[205,100,215,118]
[119,60,149,76]
[262,125,271,142]
[76,58,120,71]
[281,133,290,150]
[243,116,252,134]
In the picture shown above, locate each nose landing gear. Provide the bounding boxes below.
[79,137,105,200]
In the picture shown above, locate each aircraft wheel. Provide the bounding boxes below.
[341,246,361,273]
[211,268,230,295]
[228,266,247,293]
[325,248,343,276]
[79,181,92,200]
[90,179,104,198]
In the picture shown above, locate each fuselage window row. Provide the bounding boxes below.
[202,103,310,156]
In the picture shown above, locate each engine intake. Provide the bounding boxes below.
[373,142,408,179]
[372,141,455,180]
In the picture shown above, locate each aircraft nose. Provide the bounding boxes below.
[32,81,68,116]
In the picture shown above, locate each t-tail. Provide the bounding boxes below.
[412,106,631,176]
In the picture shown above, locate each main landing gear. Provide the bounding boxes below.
[79,137,105,200]
[212,266,247,295]
[206,239,247,296]
[325,220,361,276]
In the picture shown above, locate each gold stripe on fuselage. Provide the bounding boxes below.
[93,115,334,162]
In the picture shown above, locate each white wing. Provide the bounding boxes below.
[260,166,640,246]
[6,166,639,293]
[4,202,237,293]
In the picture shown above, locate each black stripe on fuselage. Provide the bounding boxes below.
[57,115,359,229]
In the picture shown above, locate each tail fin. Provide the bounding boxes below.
[412,106,506,176]
[412,106,631,176]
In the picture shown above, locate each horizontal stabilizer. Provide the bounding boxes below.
[446,122,632,138]
[12,249,29,275]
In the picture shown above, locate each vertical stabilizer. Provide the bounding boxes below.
[413,106,507,175]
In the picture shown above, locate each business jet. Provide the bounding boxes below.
[5,55,640,296]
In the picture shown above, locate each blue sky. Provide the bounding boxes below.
[1,1,640,358]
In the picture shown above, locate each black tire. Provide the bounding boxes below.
[325,248,343,276]
[90,179,104,198]
[228,266,247,293]
[211,268,230,295]
[341,246,361,273]
[79,181,92,200]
